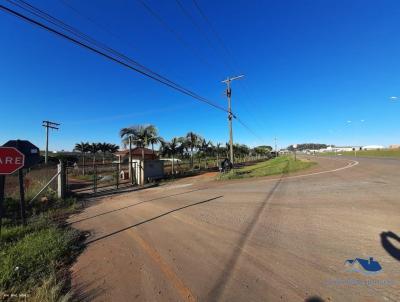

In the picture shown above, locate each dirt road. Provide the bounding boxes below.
[70,156,400,301]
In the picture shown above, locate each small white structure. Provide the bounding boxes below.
[362,145,385,150]
[131,159,164,185]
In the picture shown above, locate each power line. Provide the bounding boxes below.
[191,0,268,144]
[2,1,264,144]
[192,0,237,72]
[59,0,127,46]
[60,1,264,144]
[0,1,229,114]
[11,0,193,93]
[137,0,215,72]
[61,1,264,145]
[236,117,264,142]
[174,0,232,74]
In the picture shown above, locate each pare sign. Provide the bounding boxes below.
[0,147,25,175]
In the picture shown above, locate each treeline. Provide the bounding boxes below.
[287,143,328,151]
[119,125,273,166]
[74,142,120,165]
[71,125,273,167]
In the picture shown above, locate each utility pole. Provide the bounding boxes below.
[42,121,60,164]
[274,137,278,157]
[222,75,244,165]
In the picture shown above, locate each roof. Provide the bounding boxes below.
[114,147,155,156]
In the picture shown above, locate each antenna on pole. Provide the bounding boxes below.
[42,120,60,164]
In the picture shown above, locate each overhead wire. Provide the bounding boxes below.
[191,0,267,143]
[1,1,230,114]
[136,0,217,73]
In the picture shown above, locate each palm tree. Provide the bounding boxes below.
[160,137,183,174]
[120,124,157,160]
[108,143,119,154]
[99,142,109,164]
[185,132,201,169]
[87,143,100,166]
[216,142,221,164]
[148,128,162,154]
[74,142,90,175]
[198,138,210,168]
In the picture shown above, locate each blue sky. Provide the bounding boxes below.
[1,0,400,151]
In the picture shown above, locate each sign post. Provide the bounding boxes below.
[0,146,25,231]
[1,140,40,228]
[0,175,5,234]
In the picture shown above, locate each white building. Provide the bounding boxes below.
[362,145,385,150]
[320,146,361,153]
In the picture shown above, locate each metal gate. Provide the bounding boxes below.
[66,161,138,194]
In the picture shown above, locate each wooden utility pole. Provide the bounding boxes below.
[222,75,244,165]
[42,121,60,164]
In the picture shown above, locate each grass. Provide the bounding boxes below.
[0,197,83,301]
[320,149,400,158]
[217,156,316,180]
[70,174,95,181]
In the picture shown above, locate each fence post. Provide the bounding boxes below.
[115,164,119,189]
[57,162,66,199]
[93,165,97,193]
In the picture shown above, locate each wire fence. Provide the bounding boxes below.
[66,162,137,194]
[163,155,271,176]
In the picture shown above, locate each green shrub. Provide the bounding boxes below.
[0,226,79,292]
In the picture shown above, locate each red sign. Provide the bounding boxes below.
[0,147,25,175]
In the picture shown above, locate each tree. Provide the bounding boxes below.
[99,142,109,164]
[120,124,157,160]
[87,143,100,166]
[216,143,222,163]
[185,132,201,169]
[108,144,119,154]
[199,139,213,168]
[74,142,90,175]
[98,143,119,164]
[254,145,272,156]
[160,137,183,174]
[287,143,328,151]
[148,130,163,154]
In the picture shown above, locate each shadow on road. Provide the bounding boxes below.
[207,176,283,301]
[380,231,400,261]
[305,296,325,302]
[85,195,223,245]
[69,188,205,225]
[72,277,107,302]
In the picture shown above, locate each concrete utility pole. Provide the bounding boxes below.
[274,137,278,156]
[42,120,60,164]
[222,75,244,164]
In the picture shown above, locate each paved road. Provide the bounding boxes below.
[70,156,400,302]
